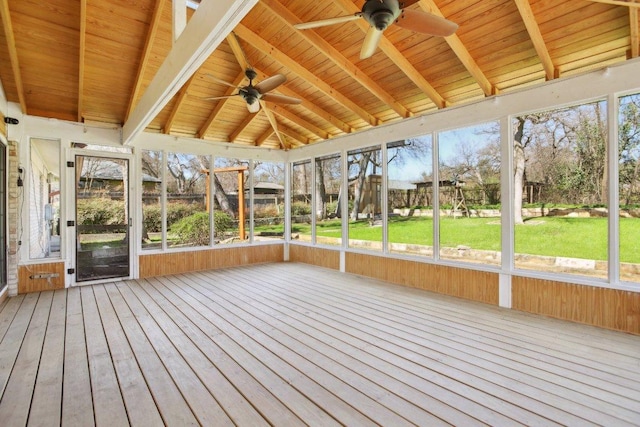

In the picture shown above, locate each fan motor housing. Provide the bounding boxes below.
[363,0,401,31]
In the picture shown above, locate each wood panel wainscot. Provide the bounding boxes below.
[18,262,66,293]
[345,252,499,305]
[139,244,285,278]
[512,276,640,335]
[288,244,340,270]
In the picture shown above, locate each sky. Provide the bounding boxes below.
[388,121,499,182]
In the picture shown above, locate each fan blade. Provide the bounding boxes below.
[360,27,383,59]
[261,93,302,105]
[399,0,421,6]
[204,73,239,88]
[247,100,260,113]
[203,94,239,101]
[254,74,286,94]
[395,9,458,37]
[293,13,362,30]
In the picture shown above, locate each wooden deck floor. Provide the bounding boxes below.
[0,262,639,426]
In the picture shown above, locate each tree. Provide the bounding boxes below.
[619,94,640,205]
[513,117,528,224]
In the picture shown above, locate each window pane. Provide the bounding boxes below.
[291,160,312,242]
[514,102,608,278]
[29,138,61,259]
[619,93,640,283]
[347,146,382,250]
[166,152,210,248]
[315,154,342,246]
[438,122,501,265]
[387,137,433,256]
[213,157,249,244]
[141,150,162,250]
[253,161,285,241]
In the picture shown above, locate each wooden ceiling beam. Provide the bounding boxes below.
[261,102,288,149]
[122,0,257,145]
[229,111,259,142]
[261,0,410,119]
[198,70,247,138]
[343,0,447,109]
[514,0,556,81]
[163,75,196,134]
[418,0,495,96]
[277,123,309,146]
[255,127,274,146]
[0,0,26,113]
[234,23,380,127]
[585,0,640,7]
[267,103,327,140]
[126,0,165,122]
[78,0,86,121]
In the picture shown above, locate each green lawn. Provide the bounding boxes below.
[286,216,640,263]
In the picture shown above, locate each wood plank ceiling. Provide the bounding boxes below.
[1,0,639,150]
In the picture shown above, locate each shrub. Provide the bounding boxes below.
[170,211,235,245]
[213,211,233,235]
[291,201,311,216]
[142,202,205,233]
[167,202,203,226]
[77,198,125,227]
[170,212,211,246]
[143,204,161,232]
[254,205,281,219]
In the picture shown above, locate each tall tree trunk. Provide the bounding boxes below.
[595,102,608,204]
[350,153,372,221]
[213,173,234,218]
[315,161,326,220]
[514,117,526,225]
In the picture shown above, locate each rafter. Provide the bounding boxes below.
[419,0,495,96]
[261,101,288,149]
[229,111,259,142]
[198,70,247,138]
[78,0,87,121]
[255,126,274,146]
[234,23,380,127]
[267,103,328,140]
[125,0,165,122]
[261,0,410,119]
[122,0,257,144]
[585,0,640,7]
[163,75,196,134]
[514,0,556,80]
[341,0,447,108]
[277,122,310,146]
[0,0,26,113]
[254,70,352,134]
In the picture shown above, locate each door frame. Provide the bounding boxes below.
[66,148,136,286]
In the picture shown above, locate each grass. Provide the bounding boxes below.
[286,216,640,263]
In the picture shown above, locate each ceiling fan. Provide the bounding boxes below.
[206,68,301,113]
[294,0,458,59]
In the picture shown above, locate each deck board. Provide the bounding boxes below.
[243,266,638,424]
[0,262,639,426]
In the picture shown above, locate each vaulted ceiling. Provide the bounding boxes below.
[1,0,639,150]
